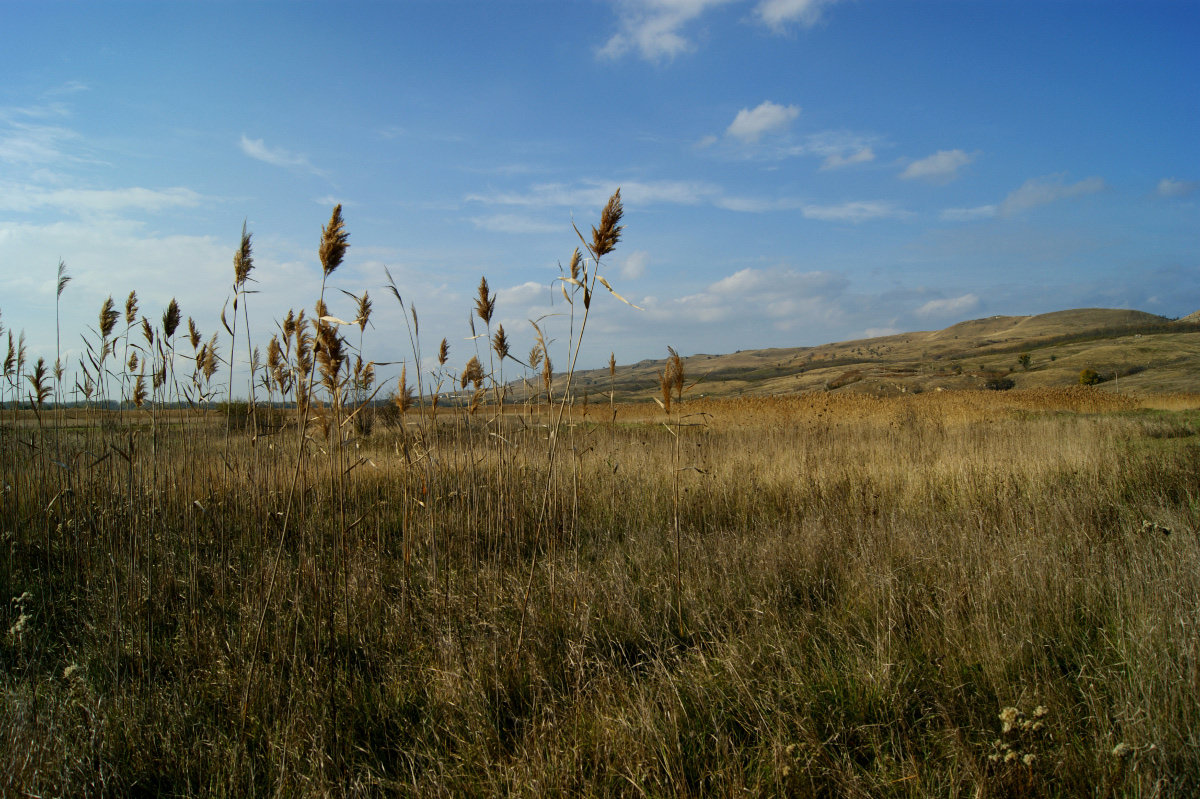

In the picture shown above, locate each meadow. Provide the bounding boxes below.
[3,197,1199,796]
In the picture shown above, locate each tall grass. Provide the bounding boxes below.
[1,199,1199,796]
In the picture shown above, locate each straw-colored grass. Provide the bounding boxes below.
[2,197,1198,795]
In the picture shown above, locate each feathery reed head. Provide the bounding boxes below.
[99,296,119,339]
[591,189,623,259]
[528,345,542,371]
[355,290,372,332]
[27,357,51,408]
[475,276,496,325]
[125,291,138,325]
[56,260,71,298]
[3,332,14,380]
[202,334,219,381]
[568,248,582,282]
[162,299,181,339]
[314,319,345,393]
[234,220,254,287]
[438,337,449,366]
[319,204,349,277]
[187,318,201,351]
[609,352,616,377]
[394,365,414,414]
[462,355,484,391]
[492,324,510,361]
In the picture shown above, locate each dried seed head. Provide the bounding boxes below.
[528,345,542,371]
[233,220,254,287]
[492,324,510,361]
[319,205,349,277]
[125,291,138,325]
[141,317,154,345]
[162,299,181,339]
[56,260,71,298]
[187,317,201,351]
[461,355,484,391]
[394,365,414,414]
[438,337,449,366]
[609,352,616,377]
[475,276,496,325]
[355,290,372,332]
[202,334,219,381]
[568,248,582,282]
[99,297,119,339]
[591,188,624,259]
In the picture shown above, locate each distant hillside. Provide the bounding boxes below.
[553,308,1200,400]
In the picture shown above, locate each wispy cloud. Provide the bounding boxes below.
[598,0,736,62]
[999,173,1104,216]
[800,200,910,223]
[726,100,800,143]
[900,149,974,183]
[239,134,324,176]
[820,146,874,170]
[655,266,850,327]
[942,173,1105,221]
[916,293,979,318]
[599,0,844,61]
[0,100,82,167]
[470,179,904,224]
[754,0,842,32]
[1157,177,1198,198]
[0,183,202,214]
[619,250,651,279]
[466,179,721,209]
[469,213,563,234]
[940,205,997,222]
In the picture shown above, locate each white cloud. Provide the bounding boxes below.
[999,174,1104,216]
[469,214,562,234]
[754,0,840,31]
[0,183,202,214]
[496,280,550,308]
[726,101,800,143]
[940,205,997,222]
[1157,177,1198,198]
[620,250,650,279]
[654,266,849,327]
[900,149,974,183]
[466,179,720,209]
[820,147,874,170]
[695,134,719,149]
[598,0,736,61]
[239,135,323,175]
[916,293,979,318]
[801,201,909,223]
[941,174,1106,221]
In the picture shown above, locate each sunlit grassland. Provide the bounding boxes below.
[3,387,1199,797]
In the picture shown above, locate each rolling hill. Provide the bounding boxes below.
[555,308,1200,401]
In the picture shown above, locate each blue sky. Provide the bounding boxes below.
[1,0,1197,393]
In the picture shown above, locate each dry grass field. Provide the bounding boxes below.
[3,198,1199,796]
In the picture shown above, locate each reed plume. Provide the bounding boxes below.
[125,291,139,325]
[162,299,181,339]
[99,297,119,340]
[590,189,623,259]
[319,205,349,278]
[233,221,254,287]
